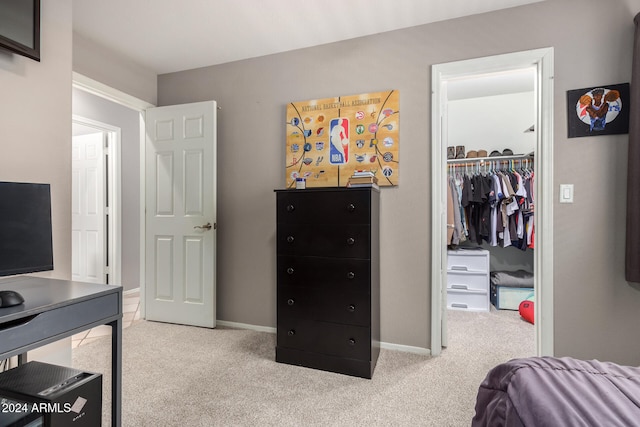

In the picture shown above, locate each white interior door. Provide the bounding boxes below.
[145,101,217,328]
[72,132,106,283]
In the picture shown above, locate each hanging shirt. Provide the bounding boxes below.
[455,174,468,239]
[447,176,455,245]
[490,174,503,246]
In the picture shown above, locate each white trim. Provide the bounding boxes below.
[72,72,154,319]
[430,75,447,356]
[138,111,147,319]
[72,72,155,111]
[380,342,431,356]
[123,287,140,296]
[430,47,554,357]
[216,320,277,334]
[216,320,431,355]
[72,115,122,286]
[535,49,555,356]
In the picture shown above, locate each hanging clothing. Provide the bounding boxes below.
[447,160,535,252]
[447,176,455,244]
[449,177,463,245]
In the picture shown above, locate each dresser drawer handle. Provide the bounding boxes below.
[347,271,355,280]
[287,267,294,275]
[348,338,356,346]
[286,204,295,212]
[451,266,468,271]
[287,299,295,306]
[288,329,296,336]
[347,203,356,212]
[452,303,468,309]
[348,304,356,312]
[451,284,468,290]
[346,237,355,245]
[286,235,295,243]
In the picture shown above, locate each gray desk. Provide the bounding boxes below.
[0,276,122,426]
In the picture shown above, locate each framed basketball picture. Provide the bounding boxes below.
[567,83,629,138]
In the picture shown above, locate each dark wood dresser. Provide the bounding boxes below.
[274,187,380,378]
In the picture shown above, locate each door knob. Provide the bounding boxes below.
[194,222,213,231]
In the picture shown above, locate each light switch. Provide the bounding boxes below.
[560,184,574,203]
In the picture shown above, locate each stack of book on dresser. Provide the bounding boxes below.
[347,170,379,189]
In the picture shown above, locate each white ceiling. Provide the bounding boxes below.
[72,0,544,75]
[447,67,536,101]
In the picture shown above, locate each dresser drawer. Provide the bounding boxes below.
[277,190,371,225]
[277,224,370,259]
[277,256,370,292]
[446,271,489,293]
[447,289,489,312]
[447,250,490,273]
[277,319,371,360]
[278,287,370,326]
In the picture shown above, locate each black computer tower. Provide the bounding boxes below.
[0,361,102,427]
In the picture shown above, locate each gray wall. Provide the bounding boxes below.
[73,31,157,105]
[0,0,72,280]
[158,0,640,365]
[72,88,141,292]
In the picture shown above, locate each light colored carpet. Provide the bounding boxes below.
[72,307,534,426]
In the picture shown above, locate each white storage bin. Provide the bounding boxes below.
[447,250,490,273]
[447,289,490,312]
[447,271,489,292]
[446,249,490,312]
[492,285,534,310]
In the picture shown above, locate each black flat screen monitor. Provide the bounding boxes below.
[0,182,53,276]
[0,0,41,61]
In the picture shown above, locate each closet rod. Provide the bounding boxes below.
[446,154,534,164]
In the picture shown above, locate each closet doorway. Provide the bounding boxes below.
[431,48,554,357]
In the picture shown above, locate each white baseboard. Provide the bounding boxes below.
[380,341,431,356]
[216,320,277,334]
[124,287,140,296]
[215,320,431,355]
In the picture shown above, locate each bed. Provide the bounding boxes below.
[472,356,640,427]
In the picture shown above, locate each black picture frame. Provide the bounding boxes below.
[567,83,629,138]
[0,0,41,62]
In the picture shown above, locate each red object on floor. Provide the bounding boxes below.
[519,300,535,324]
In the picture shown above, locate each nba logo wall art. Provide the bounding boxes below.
[567,83,629,138]
[285,90,400,188]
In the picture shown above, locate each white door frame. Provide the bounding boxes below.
[71,114,122,286]
[430,48,554,356]
[73,73,155,315]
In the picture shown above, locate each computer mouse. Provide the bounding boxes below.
[0,290,25,308]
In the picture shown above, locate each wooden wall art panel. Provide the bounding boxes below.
[285,90,399,188]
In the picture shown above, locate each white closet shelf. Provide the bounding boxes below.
[447,154,534,164]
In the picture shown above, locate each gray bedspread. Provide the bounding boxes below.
[472,356,640,427]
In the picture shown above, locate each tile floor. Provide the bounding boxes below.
[71,290,141,349]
